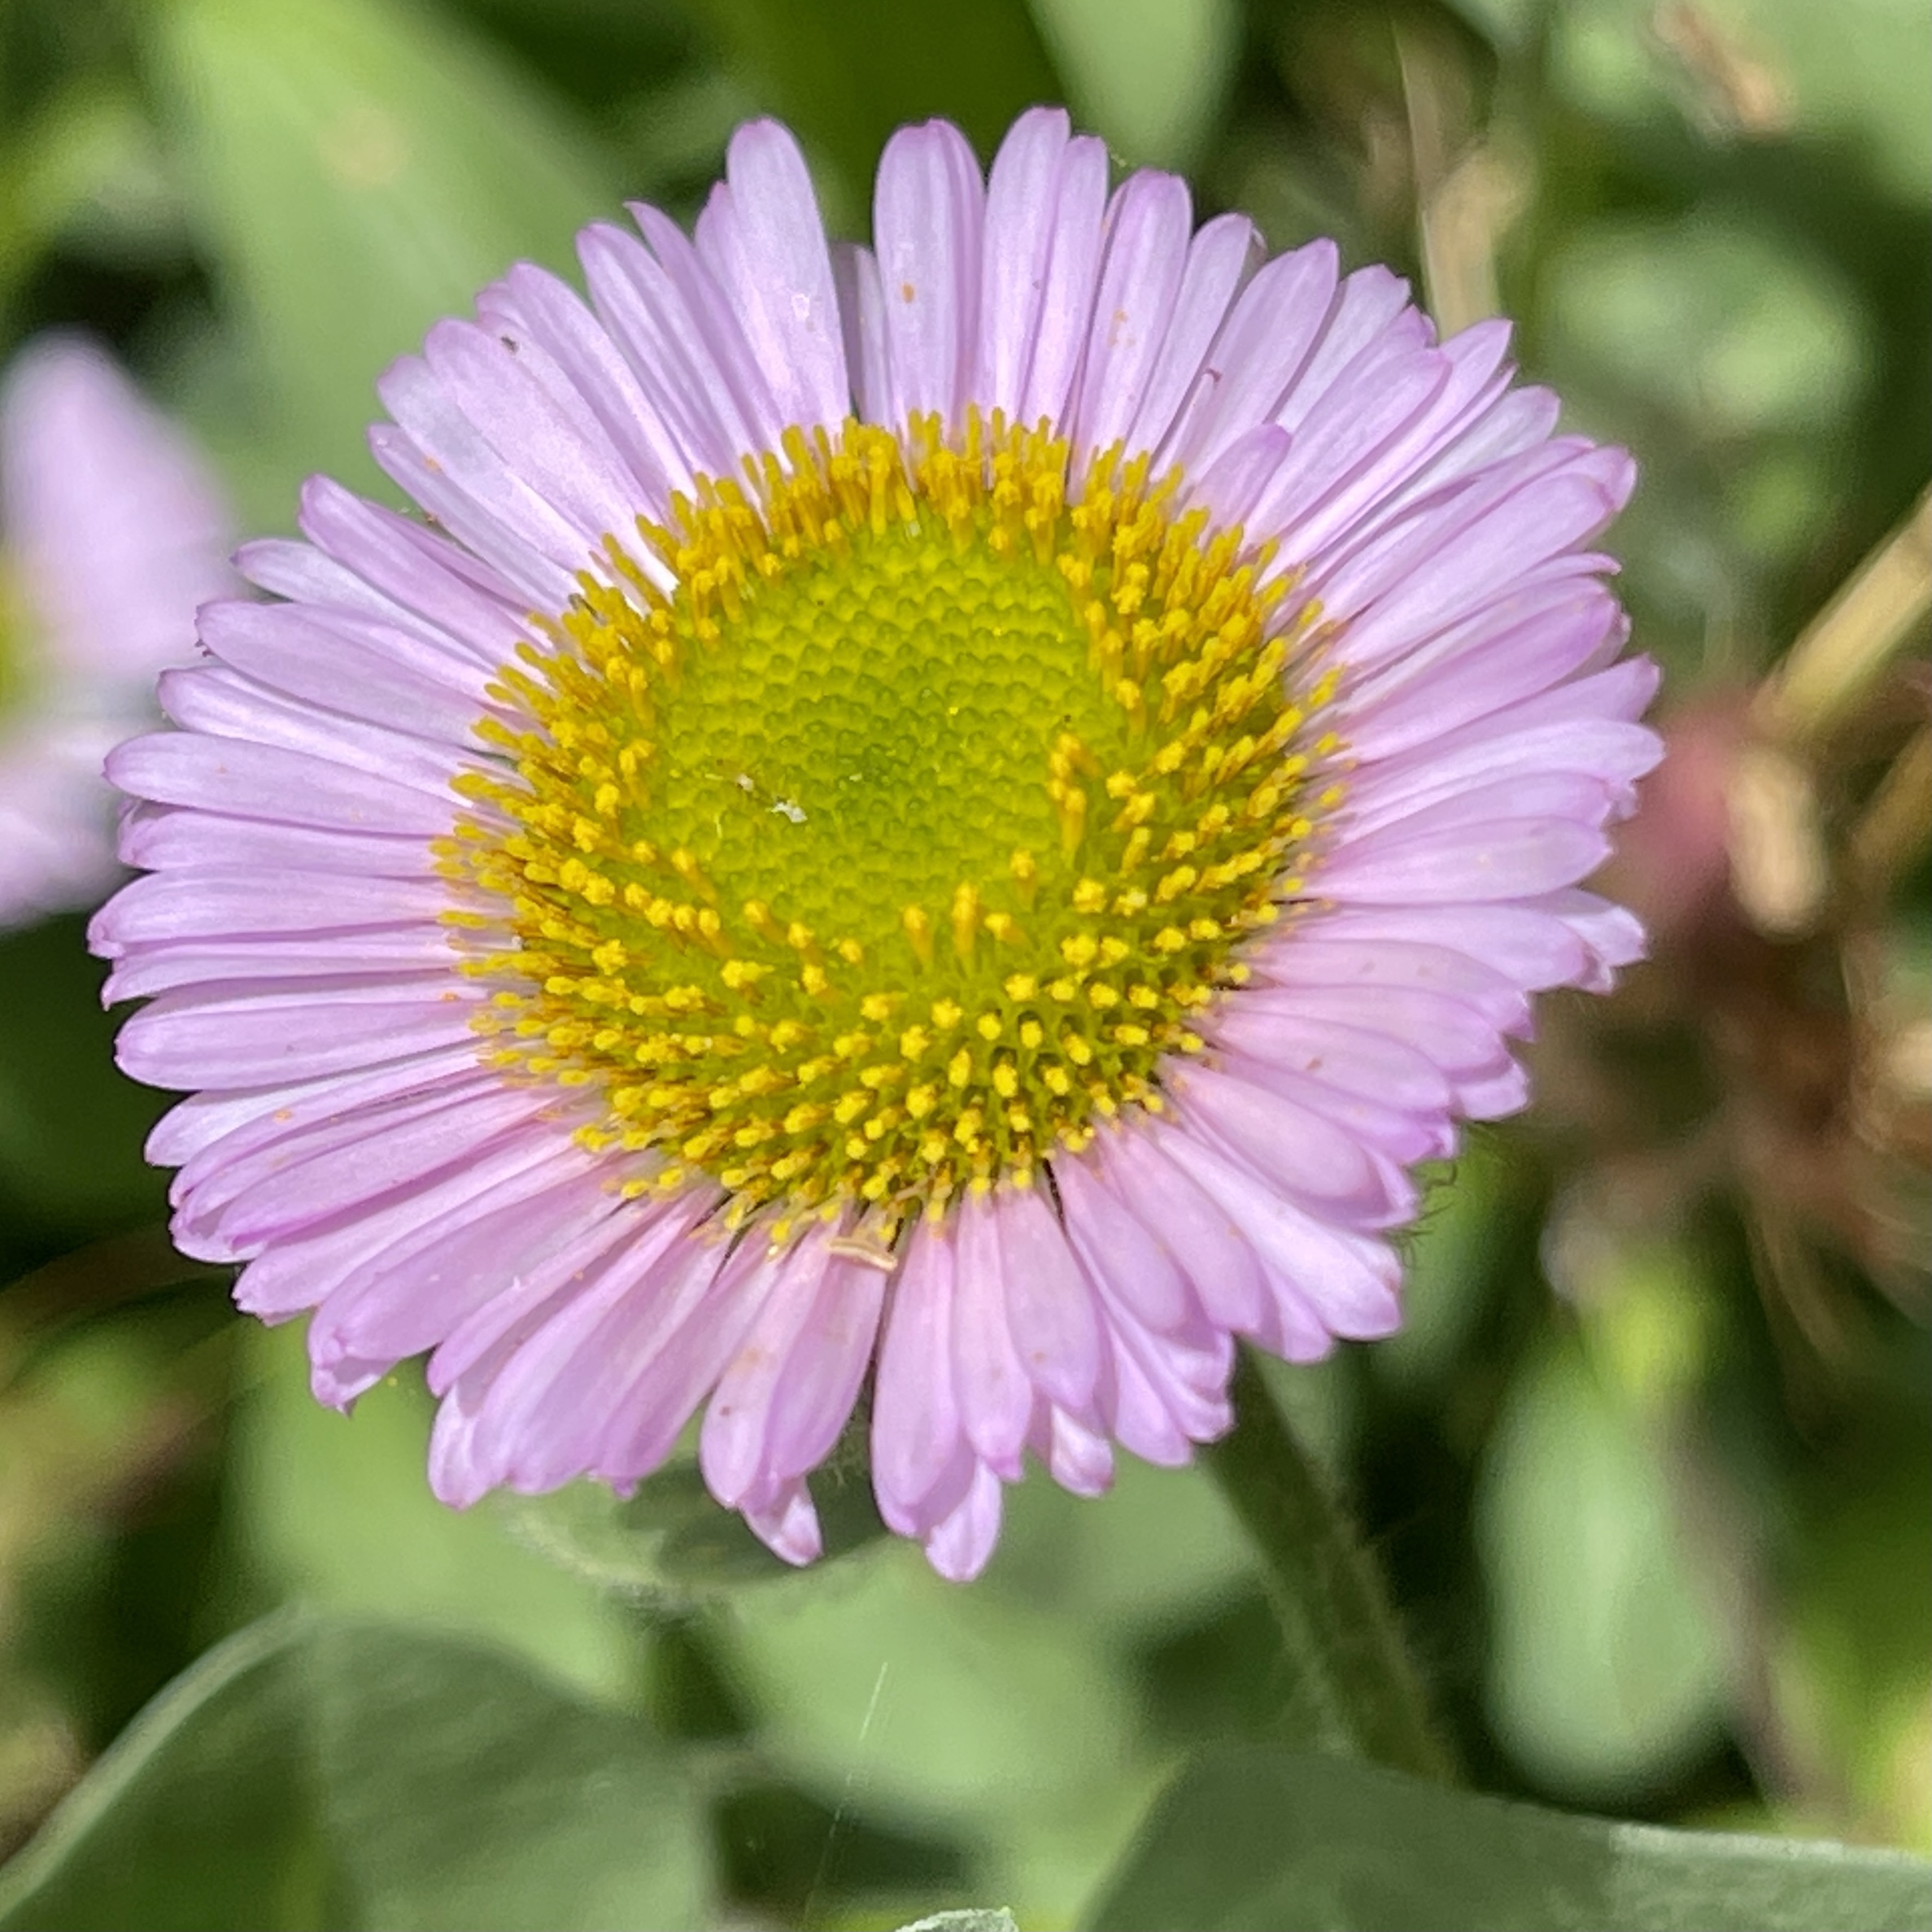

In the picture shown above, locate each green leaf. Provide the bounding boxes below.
[1770,1393,1932,1847]
[723,1540,1140,1826]
[497,1446,888,1603]
[0,78,187,308]
[150,0,621,504]
[721,1536,1161,1927]
[1476,1332,1729,1800]
[1028,0,1240,168]
[0,917,165,1237]
[1546,0,1931,204]
[678,0,1062,216]
[1545,213,1869,439]
[230,1324,637,1703]
[980,1450,1255,1637]
[0,1611,711,1932]
[896,1912,1019,1932]
[1372,1139,1527,1392]
[1082,1744,1932,1932]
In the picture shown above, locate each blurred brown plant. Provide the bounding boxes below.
[1555,491,1931,1360]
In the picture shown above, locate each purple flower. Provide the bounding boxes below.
[0,336,233,929]
[90,112,1659,1580]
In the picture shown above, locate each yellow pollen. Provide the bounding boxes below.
[451,410,1341,1218]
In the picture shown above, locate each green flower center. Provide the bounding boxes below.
[450,411,1341,1240]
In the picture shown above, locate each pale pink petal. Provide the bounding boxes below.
[693,120,848,434]
[873,120,985,428]
[744,1482,823,1566]
[1071,168,1193,465]
[993,1184,1104,1414]
[949,1190,1032,1478]
[922,1461,1005,1583]
[870,1220,968,1530]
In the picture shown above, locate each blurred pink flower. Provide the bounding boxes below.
[0,335,233,928]
[91,111,1659,1577]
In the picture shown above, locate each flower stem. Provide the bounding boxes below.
[1202,1348,1454,1782]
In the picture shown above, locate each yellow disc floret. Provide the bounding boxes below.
[446,408,1341,1235]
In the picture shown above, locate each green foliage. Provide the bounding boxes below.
[1542,0,1930,203]
[9,1651,1923,1932]
[1029,0,1241,168]
[0,918,164,1237]
[1476,1332,1729,1799]
[498,1450,891,1603]
[1085,1746,1932,1932]
[231,1326,638,1699]
[152,0,620,499]
[0,1612,709,1932]
[0,78,183,314]
[678,0,1060,209]
[894,1912,1019,1932]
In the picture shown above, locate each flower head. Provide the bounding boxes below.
[1,335,233,928]
[91,111,1659,1579]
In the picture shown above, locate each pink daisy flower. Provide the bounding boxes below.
[90,111,1659,1581]
[1,335,233,929]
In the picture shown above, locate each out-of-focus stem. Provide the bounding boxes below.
[1851,726,1932,895]
[1755,490,1930,747]
[1398,24,1527,338]
[1202,1350,1455,1783]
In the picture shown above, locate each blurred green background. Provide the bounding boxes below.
[0,0,1926,1926]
